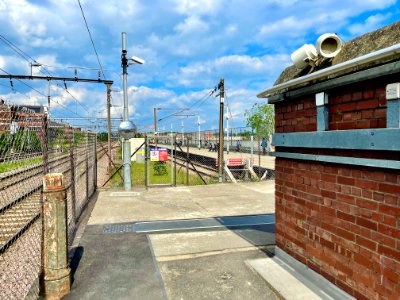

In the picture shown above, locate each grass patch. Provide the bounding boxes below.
[110,161,217,187]
[0,156,43,174]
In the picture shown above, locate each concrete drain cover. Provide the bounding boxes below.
[110,191,141,197]
[103,224,135,234]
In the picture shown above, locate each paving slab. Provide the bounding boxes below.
[149,224,275,259]
[158,250,279,300]
[65,182,278,300]
[64,226,166,300]
[88,181,275,225]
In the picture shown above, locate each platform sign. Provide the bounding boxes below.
[150,147,168,161]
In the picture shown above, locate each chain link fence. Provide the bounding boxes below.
[45,125,97,245]
[0,103,108,299]
[107,129,275,188]
[155,128,275,182]
[0,105,44,300]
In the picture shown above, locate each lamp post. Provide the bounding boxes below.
[119,32,144,191]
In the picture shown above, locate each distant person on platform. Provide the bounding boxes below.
[261,137,267,155]
[236,140,241,152]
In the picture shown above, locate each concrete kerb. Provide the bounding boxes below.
[247,247,355,300]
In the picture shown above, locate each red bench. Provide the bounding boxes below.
[216,158,250,167]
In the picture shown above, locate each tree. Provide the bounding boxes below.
[97,132,108,142]
[244,103,275,141]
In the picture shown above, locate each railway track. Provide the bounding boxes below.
[0,144,112,255]
[165,146,274,181]
[0,152,43,163]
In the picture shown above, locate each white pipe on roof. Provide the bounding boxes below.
[257,43,400,99]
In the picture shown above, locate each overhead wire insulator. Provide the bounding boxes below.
[9,78,14,92]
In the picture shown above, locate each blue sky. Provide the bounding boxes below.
[0,0,399,132]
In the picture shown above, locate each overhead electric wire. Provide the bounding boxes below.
[0,34,36,64]
[158,108,189,122]
[0,67,46,97]
[187,89,215,111]
[77,0,106,80]
[0,34,94,116]
[0,67,89,118]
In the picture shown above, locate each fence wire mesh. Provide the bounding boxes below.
[0,103,104,299]
[156,127,275,182]
[0,105,44,300]
[107,130,276,188]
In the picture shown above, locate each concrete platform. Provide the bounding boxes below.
[88,181,275,225]
[64,227,165,300]
[65,181,353,300]
[65,181,279,300]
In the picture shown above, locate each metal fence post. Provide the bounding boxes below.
[68,127,76,226]
[170,134,174,185]
[41,115,49,174]
[85,132,89,203]
[174,135,177,186]
[41,173,71,299]
[250,135,254,167]
[94,133,97,190]
[144,135,148,189]
[186,137,189,186]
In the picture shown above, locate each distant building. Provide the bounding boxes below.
[0,104,47,134]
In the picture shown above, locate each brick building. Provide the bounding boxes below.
[258,22,400,299]
[0,104,46,134]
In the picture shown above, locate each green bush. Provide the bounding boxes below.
[153,161,167,175]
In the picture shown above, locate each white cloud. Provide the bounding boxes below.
[174,16,209,34]
[348,13,392,35]
[170,54,291,88]
[174,0,221,16]
[0,0,398,130]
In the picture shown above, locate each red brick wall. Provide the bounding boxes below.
[275,97,316,133]
[275,159,400,299]
[275,79,390,133]
[274,76,400,300]
[329,83,387,130]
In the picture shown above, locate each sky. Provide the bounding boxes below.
[0,0,399,133]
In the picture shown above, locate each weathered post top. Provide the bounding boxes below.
[43,173,65,192]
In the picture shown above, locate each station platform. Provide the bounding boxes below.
[64,182,279,300]
[158,144,276,170]
[64,181,349,300]
[187,147,275,170]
